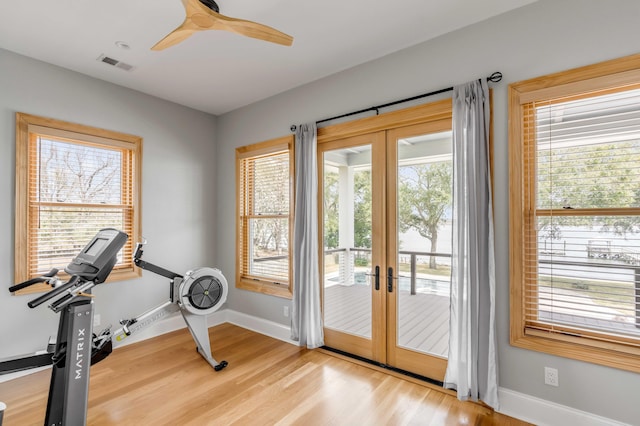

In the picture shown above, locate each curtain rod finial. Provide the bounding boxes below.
[290,125,297,132]
[488,72,502,83]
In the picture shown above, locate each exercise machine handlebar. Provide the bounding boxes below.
[133,241,183,280]
[8,268,59,293]
[27,275,80,309]
[134,240,145,259]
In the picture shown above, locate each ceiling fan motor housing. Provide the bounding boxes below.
[199,0,220,13]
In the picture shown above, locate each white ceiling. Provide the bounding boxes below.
[0,0,536,115]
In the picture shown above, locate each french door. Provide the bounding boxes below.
[320,120,452,382]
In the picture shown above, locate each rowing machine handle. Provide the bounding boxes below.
[27,275,80,309]
[9,268,59,293]
[134,239,147,261]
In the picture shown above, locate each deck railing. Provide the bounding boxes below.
[539,258,640,328]
[322,249,640,328]
[324,247,451,295]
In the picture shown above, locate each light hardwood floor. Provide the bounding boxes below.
[0,323,529,425]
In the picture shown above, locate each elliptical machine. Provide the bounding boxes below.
[6,228,129,425]
[3,228,228,425]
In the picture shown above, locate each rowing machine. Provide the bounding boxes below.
[96,238,228,371]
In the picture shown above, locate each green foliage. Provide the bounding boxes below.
[354,256,369,267]
[538,142,640,211]
[537,140,640,239]
[323,171,339,249]
[353,170,372,248]
[398,161,452,267]
[323,159,454,264]
[322,169,372,249]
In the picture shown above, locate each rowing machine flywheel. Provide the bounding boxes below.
[178,267,228,315]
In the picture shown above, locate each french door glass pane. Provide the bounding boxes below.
[323,145,373,339]
[396,131,452,357]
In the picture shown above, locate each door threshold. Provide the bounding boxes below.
[319,346,446,390]
[318,347,497,415]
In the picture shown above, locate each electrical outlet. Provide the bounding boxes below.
[94,314,101,327]
[544,367,559,387]
[283,306,289,318]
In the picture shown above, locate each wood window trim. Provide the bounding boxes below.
[236,135,294,299]
[508,53,640,373]
[15,113,142,293]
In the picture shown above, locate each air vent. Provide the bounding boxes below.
[97,54,134,72]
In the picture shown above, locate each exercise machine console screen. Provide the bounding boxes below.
[65,228,128,283]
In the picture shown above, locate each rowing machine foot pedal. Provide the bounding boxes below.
[214,361,228,371]
[91,337,112,366]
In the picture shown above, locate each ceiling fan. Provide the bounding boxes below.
[152,0,294,51]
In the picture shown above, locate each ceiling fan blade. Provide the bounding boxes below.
[152,22,196,51]
[212,13,293,46]
[153,0,293,50]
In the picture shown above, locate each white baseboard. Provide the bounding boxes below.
[224,309,299,346]
[1,309,626,426]
[498,387,630,426]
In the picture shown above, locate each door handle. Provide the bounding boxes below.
[387,267,394,292]
[375,266,380,290]
[366,266,381,290]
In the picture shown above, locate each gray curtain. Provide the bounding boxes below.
[444,79,499,409]
[291,123,324,348]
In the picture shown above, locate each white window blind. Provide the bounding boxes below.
[28,134,135,277]
[238,151,290,284]
[525,86,640,341]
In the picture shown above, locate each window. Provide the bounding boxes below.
[15,113,142,290]
[236,136,293,298]
[509,54,640,372]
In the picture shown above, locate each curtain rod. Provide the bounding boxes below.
[290,71,502,132]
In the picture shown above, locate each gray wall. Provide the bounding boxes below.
[1,0,638,422]
[0,49,218,358]
[216,0,640,423]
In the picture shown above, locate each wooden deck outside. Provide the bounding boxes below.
[323,284,450,357]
